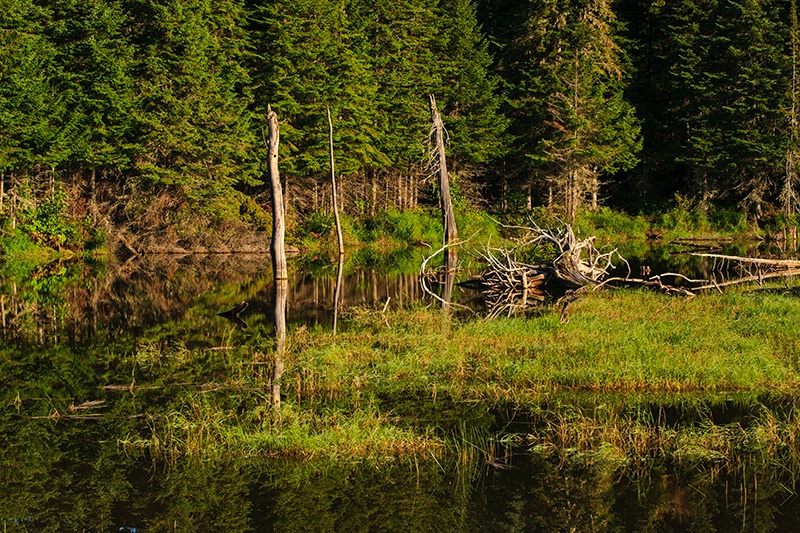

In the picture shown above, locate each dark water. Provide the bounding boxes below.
[3,247,800,531]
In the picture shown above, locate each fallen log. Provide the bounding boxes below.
[420,223,800,319]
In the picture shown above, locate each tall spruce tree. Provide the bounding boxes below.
[248,0,383,183]
[433,0,508,178]
[46,0,137,175]
[784,0,800,216]
[623,0,789,215]
[680,0,786,214]
[510,0,640,221]
[0,0,62,173]
[347,0,440,171]
[129,0,256,203]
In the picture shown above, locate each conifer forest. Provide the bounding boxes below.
[2,0,800,249]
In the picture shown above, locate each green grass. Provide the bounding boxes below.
[287,288,800,404]
[121,277,800,464]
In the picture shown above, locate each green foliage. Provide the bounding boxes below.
[372,208,442,245]
[18,184,78,247]
[434,0,509,170]
[0,228,52,283]
[131,0,257,192]
[617,0,789,212]
[298,210,336,240]
[574,207,649,240]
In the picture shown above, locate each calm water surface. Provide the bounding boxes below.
[2,246,800,531]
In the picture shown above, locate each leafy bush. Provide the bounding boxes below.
[298,210,336,239]
[577,207,649,238]
[655,194,710,233]
[372,208,442,245]
[708,207,748,232]
[19,185,79,248]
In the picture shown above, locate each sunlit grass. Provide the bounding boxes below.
[123,283,800,463]
[288,288,800,404]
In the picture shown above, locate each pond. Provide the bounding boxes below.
[2,243,800,531]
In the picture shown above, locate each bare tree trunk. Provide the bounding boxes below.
[326,106,345,256]
[429,95,457,246]
[397,174,403,210]
[267,105,287,281]
[527,183,533,210]
[371,171,377,216]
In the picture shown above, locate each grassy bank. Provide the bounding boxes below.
[122,282,800,464]
[290,287,800,401]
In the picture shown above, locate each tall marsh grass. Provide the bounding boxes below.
[125,282,800,464]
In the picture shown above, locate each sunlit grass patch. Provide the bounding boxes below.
[122,283,800,463]
[127,396,443,464]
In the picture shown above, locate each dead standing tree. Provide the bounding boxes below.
[428,95,458,311]
[266,105,287,411]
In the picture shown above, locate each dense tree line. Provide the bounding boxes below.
[1,0,799,248]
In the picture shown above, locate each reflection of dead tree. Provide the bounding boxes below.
[419,239,474,314]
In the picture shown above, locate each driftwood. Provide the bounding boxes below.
[421,223,800,319]
[424,223,628,318]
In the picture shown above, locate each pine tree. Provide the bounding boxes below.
[129,0,256,202]
[677,0,786,214]
[784,0,800,216]
[512,0,641,221]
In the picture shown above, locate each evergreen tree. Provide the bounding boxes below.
[248,0,383,181]
[45,0,137,174]
[433,0,509,179]
[784,0,800,216]
[510,0,641,221]
[622,0,789,215]
[0,0,61,172]
[129,0,256,203]
[347,0,440,170]
[683,0,787,215]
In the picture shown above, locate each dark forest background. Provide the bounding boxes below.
[2,0,799,250]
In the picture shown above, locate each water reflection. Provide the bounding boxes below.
[3,247,800,531]
[3,392,800,531]
[0,253,432,348]
[2,241,790,349]
[271,278,287,410]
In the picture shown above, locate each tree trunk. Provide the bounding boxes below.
[267,105,287,281]
[326,106,344,256]
[429,95,458,246]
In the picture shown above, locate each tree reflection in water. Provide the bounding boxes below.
[3,255,800,531]
[3,402,800,531]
